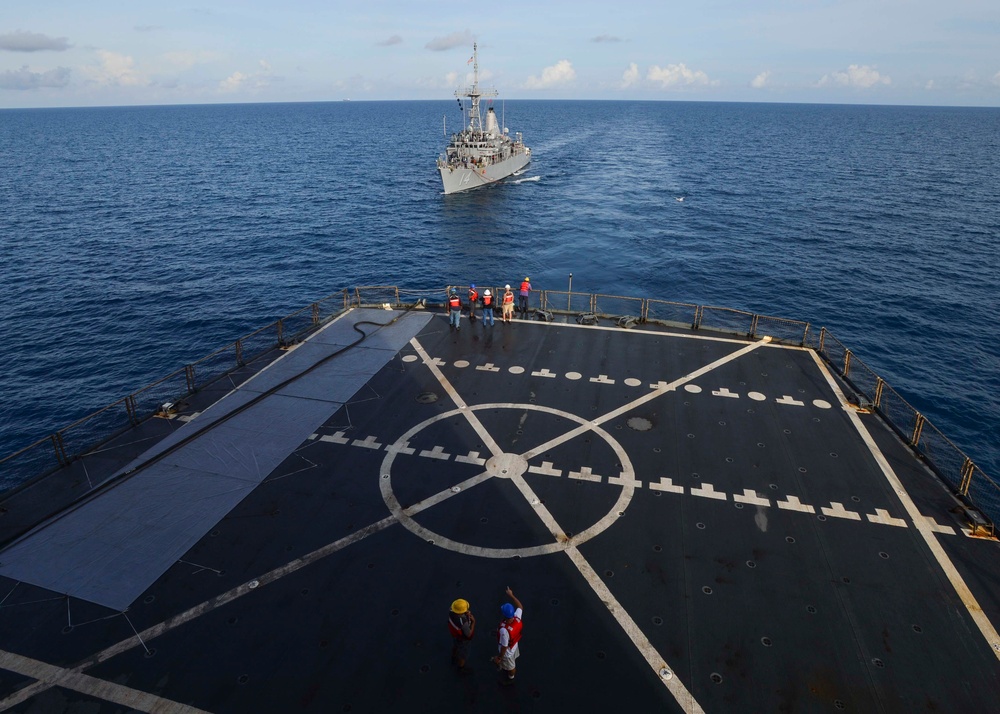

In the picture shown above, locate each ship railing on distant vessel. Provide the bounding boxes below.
[1,285,995,536]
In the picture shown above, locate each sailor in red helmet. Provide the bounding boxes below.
[492,586,523,683]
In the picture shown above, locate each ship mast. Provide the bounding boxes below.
[456,42,497,135]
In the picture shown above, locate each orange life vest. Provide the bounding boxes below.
[483,293,492,306]
[469,288,478,303]
[498,618,522,648]
[520,281,530,293]
[449,295,461,310]
[502,292,514,305]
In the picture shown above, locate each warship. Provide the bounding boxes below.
[436,44,531,194]
[1,286,999,713]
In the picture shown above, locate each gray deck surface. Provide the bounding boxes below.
[1,309,999,713]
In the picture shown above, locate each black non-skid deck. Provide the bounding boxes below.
[2,308,1000,713]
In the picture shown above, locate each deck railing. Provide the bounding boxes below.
[1,285,994,530]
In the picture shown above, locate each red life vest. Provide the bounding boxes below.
[483,294,492,306]
[498,618,522,648]
[469,288,478,303]
[520,281,530,293]
[449,295,461,310]
[502,292,514,305]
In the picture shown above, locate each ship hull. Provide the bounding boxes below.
[439,151,531,194]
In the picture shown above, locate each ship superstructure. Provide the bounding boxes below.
[437,43,531,194]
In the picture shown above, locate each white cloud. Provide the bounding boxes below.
[378,35,403,47]
[647,63,712,88]
[444,71,458,86]
[81,50,148,86]
[818,64,890,88]
[926,79,936,90]
[992,71,1000,86]
[524,60,575,89]
[0,65,70,89]
[425,30,473,52]
[218,61,272,93]
[621,62,639,88]
[750,71,770,89]
[0,31,70,52]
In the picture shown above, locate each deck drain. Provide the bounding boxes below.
[851,496,860,502]
[831,453,839,458]
[627,417,653,431]
[798,467,807,473]
[143,595,155,604]
[842,577,851,584]
[817,515,827,521]
[415,392,438,403]
[734,503,744,509]
[786,536,796,543]
[834,700,845,710]
[228,617,238,625]
[480,517,488,523]
[687,433,696,439]
[912,624,922,633]
[757,442,766,448]
[872,658,885,668]
[746,560,756,568]
[769,483,778,490]
[761,637,772,647]
[210,529,220,537]
[725,457,734,463]
[143,648,156,659]
[596,651,606,660]
[652,616,663,625]
[551,599,560,606]
[696,522,706,530]
[605,570,614,578]
[391,609,400,616]
[653,545,662,552]
[301,588,310,595]
[420,664,430,673]
[783,429,792,435]
[691,472,700,479]
[238,675,249,685]
[653,447,661,453]
[710,673,723,684]
[807,606,817,614]
[702,586,713,595]
[879,552,889,559]
[718,421,727,427]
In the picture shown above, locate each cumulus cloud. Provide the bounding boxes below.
[0,65,70,89]
[591,34,623,43]
[647,63,713,88]
[750,71,770,89]
[378,35,403,46]
[0,31,71,52]
[621,62,639,88]
[524,60,575,89]
[425,30,473,51]
[81,50,148,86]
[219,59,272,92]
[818,64,890,88]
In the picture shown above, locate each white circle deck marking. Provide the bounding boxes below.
[813,399,832,409]
[624,378,641,387]
[379,403,636,558]
[454,360,470,368]
[748,391,766,401]
[402,355,418,363]
[684,384,702,393]
[509,366,525,374]
[565,371,582,380]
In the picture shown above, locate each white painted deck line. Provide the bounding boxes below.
[809,349,1000,661]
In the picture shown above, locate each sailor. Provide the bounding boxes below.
[481,289,495,326]
[492,587,523,684]
[448,288,462,331]
[448,598,476,671]
[518,278,532,316]
[468,284,479,322]
[502,285,515,324]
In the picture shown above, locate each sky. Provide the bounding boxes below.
[2,0,1000,109]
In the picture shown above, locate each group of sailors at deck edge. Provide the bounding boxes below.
[447,278,532,330]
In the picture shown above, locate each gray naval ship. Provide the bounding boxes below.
[437,45,531,194]
[1,285,1000,713]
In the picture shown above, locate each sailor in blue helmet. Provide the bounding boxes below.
[468,284,478,323]
[447,287,461,331]
[492,586,523,683]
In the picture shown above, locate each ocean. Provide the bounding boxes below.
[1,100,997,491]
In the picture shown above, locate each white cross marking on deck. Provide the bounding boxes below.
[455,450,487,465]
[476,362,500,372]
[528,461,562,477]
[691,483,727,500]
[712,387,739,398]
[531,368,556,378]
[384,441,415,457]
[777,495,816,513]
[866,509,907,527]
[649,477,684,493]
[568,466,602,482]
[608,473,642,488]
[419,445,451,460]
[323,431,351,444]
[776,395,805,406]
[734,489,771,506]
[821,502,862,520]
[590,374,615,384]
[352,435,383,449]
[920,516,957,535]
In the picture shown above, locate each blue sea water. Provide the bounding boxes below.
[1,100,998,490]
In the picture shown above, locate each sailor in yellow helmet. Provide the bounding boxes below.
[448,598,476,671]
